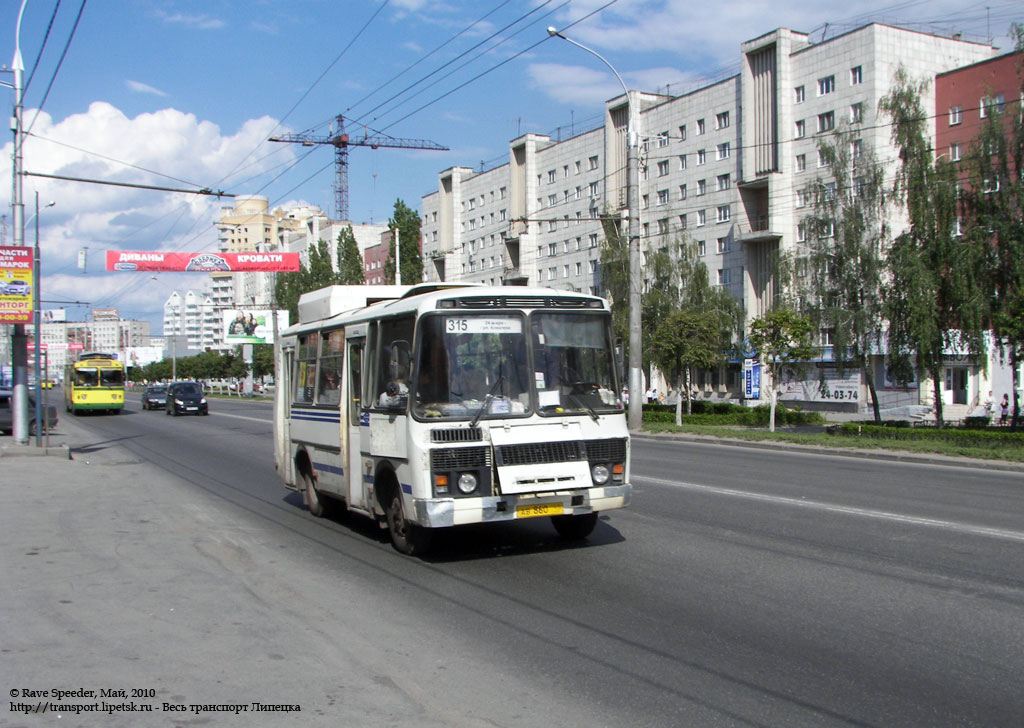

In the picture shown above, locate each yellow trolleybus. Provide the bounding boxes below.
[64,352,126,414]
[274,283,632,555]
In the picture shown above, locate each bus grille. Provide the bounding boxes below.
[431,446,491,471]
[583,438,627,464]
[431,427,483,443]
[495,441,584,466]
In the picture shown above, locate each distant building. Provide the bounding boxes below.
[24,308,151,377]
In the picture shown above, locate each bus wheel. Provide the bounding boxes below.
[303,470,328,518]
[385,491,431,556]
[551,512,598,540]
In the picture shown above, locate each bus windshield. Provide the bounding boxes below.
[414,314,531,419]
[531,312,621,416]
[413,311,621,420]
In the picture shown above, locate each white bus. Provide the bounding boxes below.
[273,283,631,555]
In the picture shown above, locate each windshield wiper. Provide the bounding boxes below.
[470,375,505,428]
[567,393,600,422]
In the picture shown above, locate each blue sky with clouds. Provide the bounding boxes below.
[1,0,1018,332]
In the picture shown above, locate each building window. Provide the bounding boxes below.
[795,86,806,105]
[795,119,805,138]
[588,155,599,170]
[697,179,707,195]
[950,142,962,162]
[678,124,687,141]
[499,186,506,199]
[697,118,705,135]
[499,209,506,221]
[679,214,688,229]
[657,159,670,176]
[716,205,730,223]
[657,189,669,206]
[697,209,706,227]
[716,142,730,160]
[716,237,728,254]
[679,184,687,200]
[850,65,862,85]
[850,103,863,123]
[795,154,806,172]
[697,239,706,256]
[547,194,557,206]
[657,131,669,147]
[678,154,687,170]
[980,94,1005,118]
[718,268,731,286]
[697,149,706,165]
[657,218,669,235]
[589,233,598,248]
[817,111,835,133]
[548,243,556,257]
[797,223,807,242]
[642,194,650,209]
[575,261,582,276]
[589,181,599,196]
[949,105,962,125]
[548,267,556,281]
[818,75,835,96]
[547,170,556,183]
[574,186,582,200]
[716,174,730,191]
[715,111,730,129]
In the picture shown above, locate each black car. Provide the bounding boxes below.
[165,382,209,416]
[141,385,168,410]
[0,389,59,434]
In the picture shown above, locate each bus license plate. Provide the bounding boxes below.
[516,503,563,518]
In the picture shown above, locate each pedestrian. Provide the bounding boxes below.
[1000,393,1009,425]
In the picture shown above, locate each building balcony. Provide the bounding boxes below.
[735,215,782,243]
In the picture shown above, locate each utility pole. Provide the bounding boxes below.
[547,27,643,431]
[11,0,29,444]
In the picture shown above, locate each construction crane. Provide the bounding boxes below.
[269,114,448,221]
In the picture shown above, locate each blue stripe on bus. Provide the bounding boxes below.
[313,461,344,476]
[291,410,341,423]
[401,482,412,494]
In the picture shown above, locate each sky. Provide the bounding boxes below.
[0,0,1019,335]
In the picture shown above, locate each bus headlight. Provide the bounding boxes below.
[591,464,610,485]
[457,473,478,495]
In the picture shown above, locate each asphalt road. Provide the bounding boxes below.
[58,395,1024,726]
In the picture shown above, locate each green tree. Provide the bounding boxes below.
[274,238,339,325]
[385,199,423,285]
[748,308,816,432]
[598,215,630,363]
[336,225,366,285]
[651,308,721,423]
[880,68,987,427]
[804,124,890,422]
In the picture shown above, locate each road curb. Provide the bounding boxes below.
[0,442,72,459]
[633,431,1024,473]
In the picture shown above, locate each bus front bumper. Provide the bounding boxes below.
[412,483,632,528]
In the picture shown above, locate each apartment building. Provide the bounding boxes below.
[936,51,1024,409]
[421,23,994,408]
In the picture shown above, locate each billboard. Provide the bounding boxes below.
[0,246,34,324]
[122,346,165,368]
[106,250,300,272]
[223,310,289,345]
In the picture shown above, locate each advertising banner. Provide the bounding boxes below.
[743,359,761,399]
[106,250,300,272]
[0,246,34,324]
[779,367,861,403]
[223,310,289,345]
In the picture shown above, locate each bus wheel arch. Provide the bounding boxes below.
[295,449,326,518]
[376,465,431,556]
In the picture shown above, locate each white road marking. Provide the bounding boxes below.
[209,411,269,423]
[636,475,1024,543]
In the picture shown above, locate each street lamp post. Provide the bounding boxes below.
[547,27,643,431]
[10,0,29,444]
[32,192,55,446]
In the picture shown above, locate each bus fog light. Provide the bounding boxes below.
[457,473,478,494]
[591,464,610,485]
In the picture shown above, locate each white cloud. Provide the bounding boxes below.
[126,80,168,97]
[2,102,291,325]
[156,11,225,30]
[527,62,626,106]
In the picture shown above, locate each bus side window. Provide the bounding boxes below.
[295,333,318,404]
[348,340,363,421]
[375,317,415,409]
[317,330,344,406]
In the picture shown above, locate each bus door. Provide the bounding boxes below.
[275,341,295,487]
[346,326,369,511]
